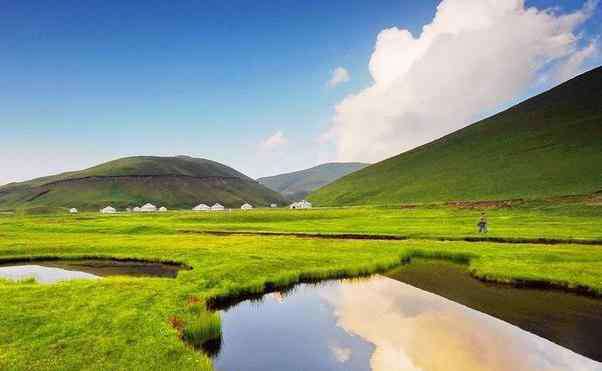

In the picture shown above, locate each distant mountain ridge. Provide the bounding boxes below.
[258,162,369,200]
[309,67,602,206]
[0,156,285,211]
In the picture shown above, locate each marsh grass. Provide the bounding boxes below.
[0,277,37,285]
[3,200,602,241]
[181,312,222,349]
[1,206,602,369]
[206,256,406,310]
[405,249,474,264]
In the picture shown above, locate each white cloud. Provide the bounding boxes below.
[327,67,351,88]
[551,38,599,82]
[330,344,352,363]
[260,130,288,150]
[324,0,600,163]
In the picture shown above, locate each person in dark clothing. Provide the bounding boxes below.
[477,212,488,233]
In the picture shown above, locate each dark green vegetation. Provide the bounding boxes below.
[0,156,285,211]
[258,162,369,200]
[310,67,602,206]
[1,204,602,369]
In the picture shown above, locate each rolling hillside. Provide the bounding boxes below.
[0,156,286,211]
[309,67,602,206]
[258,162,369,200]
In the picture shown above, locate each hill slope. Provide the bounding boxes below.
[309,67,602,206]
[0,156,286,210]
[258,162,369,200]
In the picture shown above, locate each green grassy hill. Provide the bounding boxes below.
[0,156,285,211]
[309,67,602,206]
[257,162,369,200]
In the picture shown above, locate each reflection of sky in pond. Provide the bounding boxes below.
[0,265,99,283]
[212,283,374,371]
[212,276,602,371]
[0,260,184,282]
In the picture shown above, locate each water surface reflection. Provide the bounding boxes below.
[0,259,186,283]
[207,275,602,371]
[385,259,602,361]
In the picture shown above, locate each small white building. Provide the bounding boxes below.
[193,204,211,211]
[270,204,278,208]
[133,207,141,212]
[100,206,117,214]
[211,203,225,211]
[158,206,168,212]
[69,208,78,214]
[140,203,157,212]
[241,203,253,210]
[290,200,312,209]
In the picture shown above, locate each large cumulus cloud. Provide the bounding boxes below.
[325,0,599,163]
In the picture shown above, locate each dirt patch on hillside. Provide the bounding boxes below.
[543,191,602,206]
[585,192,602,206]
[447,199,524,209]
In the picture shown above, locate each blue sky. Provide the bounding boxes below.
[1,0,601,184]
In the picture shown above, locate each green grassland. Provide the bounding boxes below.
[11,198,599,240]
[309,67,602,206]
[1,203,602,369]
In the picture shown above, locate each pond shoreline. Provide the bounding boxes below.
[201,265,602,370]
[198,257,602,363]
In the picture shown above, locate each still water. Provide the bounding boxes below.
[206,270,602,371]
[0,259,186,283]
[385,259,602,361]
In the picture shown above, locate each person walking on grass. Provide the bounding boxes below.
[477,212,488,233]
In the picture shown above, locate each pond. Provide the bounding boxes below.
[0,259,188,283]
[204,260,602,371]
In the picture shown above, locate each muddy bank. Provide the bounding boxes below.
[0,258,191,281]
[182,229,602,246]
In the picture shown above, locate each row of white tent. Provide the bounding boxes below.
[95,202,257,214]
[192,203,254,211]
[131,203,168,213]
[99,203,168,214]
[193,203,223,211]
[73,201,310,214]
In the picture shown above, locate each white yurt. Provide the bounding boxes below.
[241,203,253,210]
[140,203,157,212]
[299,200,312,209]
[211,203,225,211]
[270,204,278,208]
[133,207,141,212]
[158,206,168,212]
[69,208,78,214]
[290,200,312,209]
[100,206,117,214]
[192,204,211,211]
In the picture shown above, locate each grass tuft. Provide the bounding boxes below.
[181,312,222,348]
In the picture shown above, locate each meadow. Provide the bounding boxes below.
[1,203,602,370]
[10,198,601,240]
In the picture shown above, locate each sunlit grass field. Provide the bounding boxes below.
[9,199,601,240]
[1,203,601,369]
